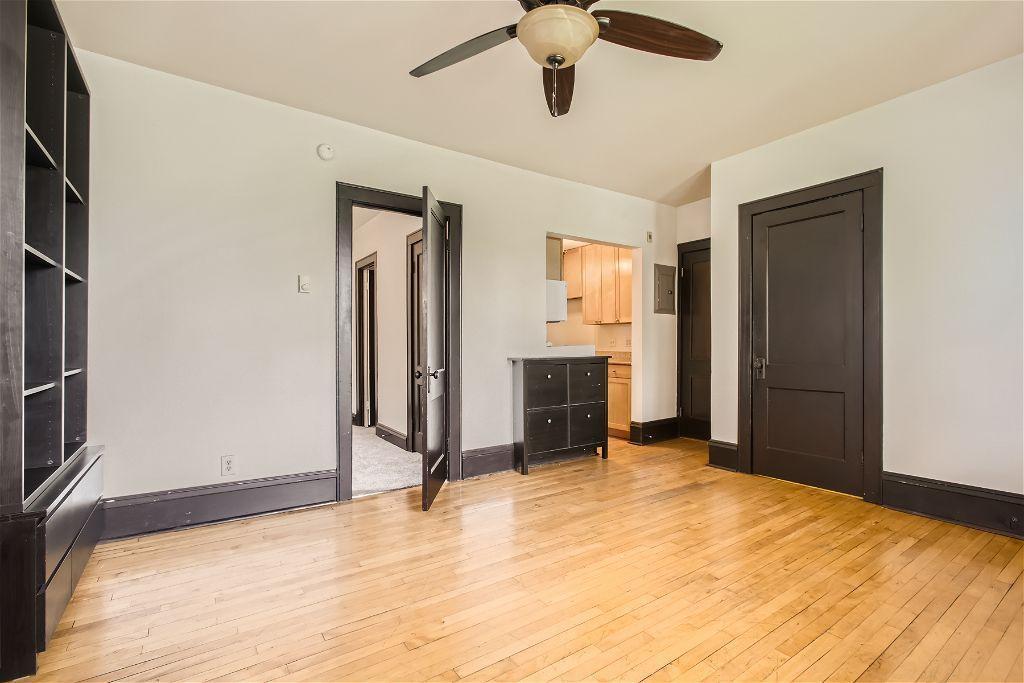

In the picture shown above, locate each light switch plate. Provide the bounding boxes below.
[298,275,311,293]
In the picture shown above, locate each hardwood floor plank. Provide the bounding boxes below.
[29,438,1022,683]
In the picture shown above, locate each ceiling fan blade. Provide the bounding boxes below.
[410,24,518,77]
[592,10,722,61]
[542,64,575,117]
[518,0,543,10]
[580,0,601,7]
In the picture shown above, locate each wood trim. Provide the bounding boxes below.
[440,202,463,481]
[375,423,408,451]
[628,417,679,446]
[101,470,338,540]
[335,183,463,498]
[737,169,883,502]
[707,439,738,471]
[462,444,514,478]
[881,472,1024,539]
[406,229,423,455]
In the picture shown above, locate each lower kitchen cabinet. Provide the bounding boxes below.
[607,363,631,439]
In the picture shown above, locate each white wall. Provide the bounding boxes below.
[352,210,420,433]
[710,56,1023,493]
[676,198,710,244]
[82,51,677,497]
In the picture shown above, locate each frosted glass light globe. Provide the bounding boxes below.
[516,5,600,69]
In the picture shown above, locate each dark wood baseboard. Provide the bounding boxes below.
[628,418,679,446]
[463,444,513,479]
[679,417,711,441]
[707,440,738,470]
[882,472,1023,539]
[102,471,338,540]
[375,423,408,451]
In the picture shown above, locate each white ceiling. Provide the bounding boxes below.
[59,1,1022,205]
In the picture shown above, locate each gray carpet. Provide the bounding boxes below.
[352,426,420,497]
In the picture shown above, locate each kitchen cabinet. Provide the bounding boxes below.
[579,244,632,324]
[607,363,631,438]
[563,246,582,299]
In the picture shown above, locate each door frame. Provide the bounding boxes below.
[406,229,424,453]
[353,252,377,428]
[737,169,883,503]
[677,238,711,440]
[335,182,463,502]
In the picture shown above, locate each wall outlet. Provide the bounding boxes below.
[221,455,236,477]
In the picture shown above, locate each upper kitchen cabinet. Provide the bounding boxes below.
[577,244,632,325]
[563,246,582,299]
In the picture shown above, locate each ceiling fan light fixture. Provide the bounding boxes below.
[516,5,599,69]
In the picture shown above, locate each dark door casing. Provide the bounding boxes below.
[678,240,711,440]
[408,232,425,455]
[420,187,448,511]
[353,254,377,428]
[751,192,865,496]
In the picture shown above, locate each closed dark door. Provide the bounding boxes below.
[678,242,711,439]
[409,234,425,454]
[752,192,864,495]
[420,187,448,511]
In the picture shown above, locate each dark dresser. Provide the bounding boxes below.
[510,357,609,474]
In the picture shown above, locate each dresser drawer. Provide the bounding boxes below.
[570,403,606,446]
[569,363,605,404]
[526,407,569,453]
[525,363,568,408]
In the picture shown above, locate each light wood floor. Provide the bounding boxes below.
[33,438,1023,682]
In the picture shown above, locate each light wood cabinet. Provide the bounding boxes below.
[582,245,603,323]
[616,247,632,323]
[607,364,631,438]
[546,237,562,280]
[579,244,633,324]
[563,247,582,299]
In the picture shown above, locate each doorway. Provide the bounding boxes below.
[353,252,377,428]
[336,183,462,510]
[737,170,882,502]
[677,238,711,440]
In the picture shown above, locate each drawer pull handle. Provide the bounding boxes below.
[547,418,552,424]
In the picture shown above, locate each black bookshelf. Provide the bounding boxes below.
[0,1,101,679]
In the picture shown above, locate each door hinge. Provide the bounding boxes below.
[679,266,685,278]
[860,216,864,232]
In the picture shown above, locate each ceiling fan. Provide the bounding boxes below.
[409,0,722,117]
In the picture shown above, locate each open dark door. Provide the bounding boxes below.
[420,187,448,510]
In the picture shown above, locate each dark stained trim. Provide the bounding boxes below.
[406,229,423,454]
[882,472,1023,539]
[375,423,408,451]
[101,470,338,540]
[335,182,463,499]
[628,417,679,446]
[737,169,883,503]
[707,440,738,471]
[462,444,514,478]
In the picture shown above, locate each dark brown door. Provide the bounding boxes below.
[408,233,424,454]
[751,192,864,495]
[678,241,711,440]
[420,187,448,511]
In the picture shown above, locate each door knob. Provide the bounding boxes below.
[414,370,423,379]
[753,357,766,380]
